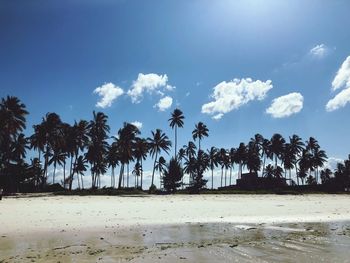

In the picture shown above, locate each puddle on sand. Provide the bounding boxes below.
[1,221,350,262]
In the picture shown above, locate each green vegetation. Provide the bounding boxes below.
[1,95,350,195]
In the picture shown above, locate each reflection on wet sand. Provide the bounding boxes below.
[1,221,349,263]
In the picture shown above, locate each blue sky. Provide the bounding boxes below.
[1,0,350,187]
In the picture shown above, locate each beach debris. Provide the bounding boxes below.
[234,225,257,230]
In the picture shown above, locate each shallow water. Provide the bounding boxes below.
[1,221,350,262]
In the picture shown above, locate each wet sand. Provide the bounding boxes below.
[1,194,350,262]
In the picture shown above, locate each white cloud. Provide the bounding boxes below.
[154,96,173,111]
[212,113,224,120]
[127,73,175,103]
[309,44,329,59]
[93,83,124,108]
[331,56,350,91]
[326,87,350,112]
[325,157,343,171]
[130,121,143,130]
[201,78,273,119]
[266,92,303,118]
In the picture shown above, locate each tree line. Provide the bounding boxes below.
[0,96,349,193]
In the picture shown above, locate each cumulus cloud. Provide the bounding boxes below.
[326,87,350,112]
[309,44,329,59]
[127,73,175,103]
[154,96,173,111]
[331,56,350,91]
[325,157,344,171]
[93,83,124,108]
[266,92,304,118]
[201,78,273,119]
[130,121,143,130]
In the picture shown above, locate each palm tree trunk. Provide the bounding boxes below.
[127,163,129,188]
[211,168,214,190]
[118,164,124,189]
[220,168,223,187]
[175,126,177,158]
[225,168,227,187]
[151,152,158,187]
[69,155,78,191]
[262,155,266,177]
[69,156,73,189]
[140,159,143,190]
[229,167,232,185]
[295,166,299,186]
[81,174,84,189]
[53,162,57,184]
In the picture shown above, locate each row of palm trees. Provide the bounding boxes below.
[0,95,348,193]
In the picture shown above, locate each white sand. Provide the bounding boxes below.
[1,194,350,234]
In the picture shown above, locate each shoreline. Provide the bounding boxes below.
[1,195,350,262]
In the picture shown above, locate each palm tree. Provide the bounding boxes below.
[73,155,88,189]
[320,168,332,184]
[0,96,28,192]
[30,124,46,166]
[207,147,218,189]
[168,108,185,158]
[218,148,227,187]
[192,122,209,151]
[236,143,247,179]
[107,142,119,188]
[69,120,89,190]
[133,137,149,189]
[116,123,140,189]
[312,147,327,183]
[132,161,142,188]
[229,148,236,186]
[298,149,313,185]
[86,111,110,188]
[261,139,272,176]
[282,143,295,184]
[148,129,171,188]
[270,134,285,168]
[246,142,261,174]
[289,135,304,185]
[264,164,274,179]
[155,156,167,188]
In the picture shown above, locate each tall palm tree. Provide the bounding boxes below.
[168,108,185,158]
[218,148,227,187]
[107,142,120,188]
[312,147,327,183]
[73,155,88,189]
[86,111,109,188]
[192,122,209,151]
[236,143,247,179]
[289,134,304,185]
[30,124,46,165]
[155,156,167,188]
[148,129,171,188]
[69,120,89,190]
[133,137,148,189]
[246,142,261,174]
[229,148,236,186]
[320,168,332,184]
[282,143,295,183]
[207,147,218,189]
[116,123,140,189]
[0,96,28,192]
[270,134,285,168]
[261,139,272,176]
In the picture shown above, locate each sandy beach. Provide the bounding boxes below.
[1,194,350,262]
